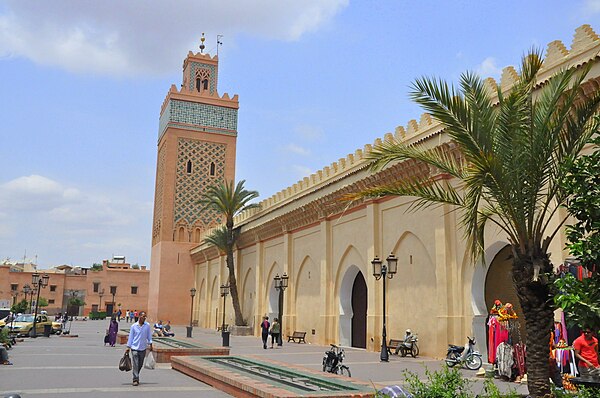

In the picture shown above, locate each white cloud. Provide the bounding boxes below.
[584,0,600,13]
[476,57,502,79]
[0,174,152,266]
[0,0,348,77]
[294,124,324,142]
[0,175,82,211]
[283,143,311,156]
[291,165,313,177]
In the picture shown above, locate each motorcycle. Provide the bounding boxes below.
[445,336,482,370]
[322,344,351,377]
[395,333,419,358]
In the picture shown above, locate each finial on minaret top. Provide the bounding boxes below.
[199,33,206,53]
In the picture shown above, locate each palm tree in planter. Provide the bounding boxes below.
[346,51,600,397]
[199,180,259,326]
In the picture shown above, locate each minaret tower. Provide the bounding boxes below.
[148,35,238,323]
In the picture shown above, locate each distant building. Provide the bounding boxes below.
[0,256,149,318]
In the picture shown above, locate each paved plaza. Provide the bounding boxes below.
[0,320,529,397]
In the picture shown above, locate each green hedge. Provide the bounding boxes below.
[89,311,107,320]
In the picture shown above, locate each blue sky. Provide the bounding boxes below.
[0,1,598,268]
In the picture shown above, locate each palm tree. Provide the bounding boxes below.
[199,180,259,326]
[347,51,600,397]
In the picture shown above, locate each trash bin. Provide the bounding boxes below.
[221,330,230,347]
[43,324,52,337]
[186,326,193,338]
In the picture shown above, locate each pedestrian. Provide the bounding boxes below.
[573,327,599,377]
[260,316,270,349]
[108,316,119,347]
[116,308,122,322]
[270,318,280,348]
[133,310,139,323]
[125,311,153,386]
[126,309,130,323]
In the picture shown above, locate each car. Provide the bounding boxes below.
[7,314,56,337]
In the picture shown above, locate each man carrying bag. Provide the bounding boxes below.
[125,311,153,386]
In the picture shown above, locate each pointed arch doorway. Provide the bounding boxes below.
[340,265,368,348]
[351,272,367,348]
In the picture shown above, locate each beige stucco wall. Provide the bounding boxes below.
[187,25,600,358]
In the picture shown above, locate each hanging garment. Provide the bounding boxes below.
[496,342,514,378]
[514,343,526,376]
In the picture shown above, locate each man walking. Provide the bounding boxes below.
[125,311,153,386]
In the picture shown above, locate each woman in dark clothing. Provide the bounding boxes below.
[108,316,119,347]
[260,316,270,349]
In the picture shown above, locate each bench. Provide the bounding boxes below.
[287,331,307,343]
[387,338,403,355]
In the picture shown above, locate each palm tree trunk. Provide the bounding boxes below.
[226,226,244,326]
[512,252,555,398]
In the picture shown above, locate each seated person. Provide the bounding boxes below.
[1,345,12,365]
[153,320,164,336]
[162,320,175,337]
[394,329,413,354]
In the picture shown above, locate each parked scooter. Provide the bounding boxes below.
[394,329,419,357]
[322,344,351,377]
[445,336,482,370]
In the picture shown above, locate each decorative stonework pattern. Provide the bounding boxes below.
[152,144,167,245]
[188,62,217,94]
[174,138,226,226]
[159,99,238,139]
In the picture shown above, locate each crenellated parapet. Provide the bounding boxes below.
[196,24,600,244]
[159,83,239,116]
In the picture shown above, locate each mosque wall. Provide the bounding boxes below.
[187,24,600,358]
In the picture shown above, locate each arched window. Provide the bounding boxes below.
[194,228,202,243]
[210,162,216,176]
[202,79,209,91]
[178,227,186,242]
[195,78,202,92]
[186,160,193,174]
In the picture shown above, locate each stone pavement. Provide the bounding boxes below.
[0,319,530,397]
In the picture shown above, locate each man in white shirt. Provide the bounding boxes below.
[125,311,153,386]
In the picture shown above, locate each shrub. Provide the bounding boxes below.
[403,366,472,398]
[88,311,107,320]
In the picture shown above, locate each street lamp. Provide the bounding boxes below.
[187,288,196,338]
[273,272,289,346]
[31,273,50,338]
[220,284,230,347]
[98,288,105,312]
[10,289,19,307]
[10,290,19,331]
[109,286,117,316]
[372,253,397,362]
[22,284,32,313]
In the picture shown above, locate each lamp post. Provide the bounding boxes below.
[22,284,32,313]
[273,272,288,346]
[98,288,105,312]
[10,289,19,307]
[10,290,18,331]
[187,288,196,338]
[220,284,230,347]
[372,253,397,362]
[109,286,117,316]
[31,273,50,338]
